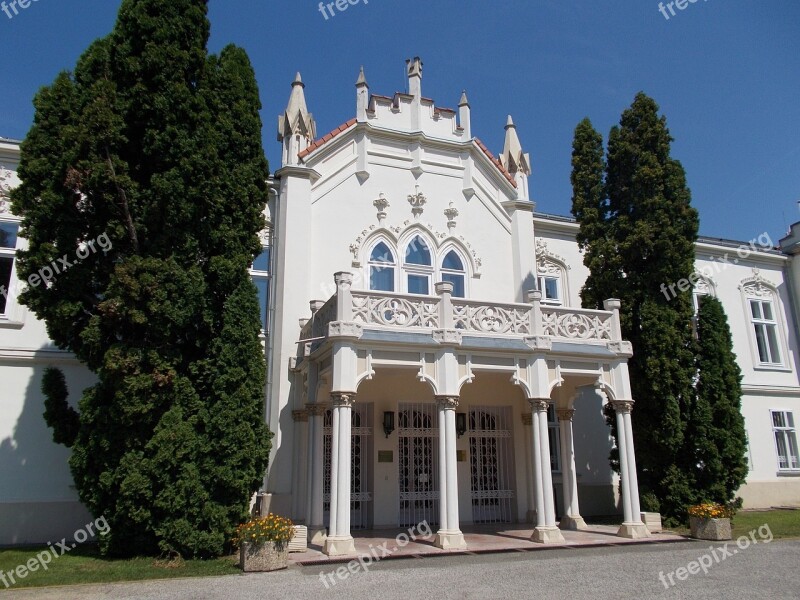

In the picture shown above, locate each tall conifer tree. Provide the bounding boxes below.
[11,0,271,557]
[686,296,748,504]
[571,93,700,521]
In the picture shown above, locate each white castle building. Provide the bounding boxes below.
[1,59,798,550]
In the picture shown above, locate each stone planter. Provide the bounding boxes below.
[689,516,732,541]
[239,541,289,572]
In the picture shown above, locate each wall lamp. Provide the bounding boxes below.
[456,412,467,438]
[383,411,395,438]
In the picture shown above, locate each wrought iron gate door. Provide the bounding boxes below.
[398,403,439,527]
[323,403,373,530]
[469,406,514,524]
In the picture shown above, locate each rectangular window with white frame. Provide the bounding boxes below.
[772,410,800,472]
[0,220,19,317]
[538,275,561,306]
[750,299,782,366]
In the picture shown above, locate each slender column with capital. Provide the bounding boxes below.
[557,408,587,530]
[531,399,565,543]
[434,396,466,550]
[305,404,327,544]
[613,400,649,539]
[521,413,537,523]
[324,394,357,555]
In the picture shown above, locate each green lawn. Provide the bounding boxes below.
[0,545,239,590]
[665,508,800,540]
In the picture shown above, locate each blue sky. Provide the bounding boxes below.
[1,0,798,242]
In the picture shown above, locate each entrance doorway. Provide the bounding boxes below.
[469,406,515,524]
[397,403,439,527]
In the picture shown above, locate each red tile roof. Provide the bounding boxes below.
[474,138,517,188]
[298,118,357,159]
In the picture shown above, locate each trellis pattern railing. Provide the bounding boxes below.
[452,300,532,335]
[540,306,613,341]
[351,291,440,329]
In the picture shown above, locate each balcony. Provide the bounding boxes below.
[299,273,627,355]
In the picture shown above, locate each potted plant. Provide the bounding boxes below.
[687,503,734,541]
[234,513,295,572]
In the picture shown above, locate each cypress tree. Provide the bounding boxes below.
[571,93,700,522]
[11,0,271,557]
[686,296,748,504]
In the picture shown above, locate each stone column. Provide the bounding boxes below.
[613,400,649,539]
[305,404,326,545]
[521,413,537,524]
[324,393,357,555]
[434,396,466,550]
[531,399,565,543]
[557,408,587,530]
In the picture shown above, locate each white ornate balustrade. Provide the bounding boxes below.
[300,273,625,349]
[539,306,613,341]
[351,291,440,329]
[452,299,531,335]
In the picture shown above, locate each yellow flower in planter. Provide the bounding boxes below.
[232,513,296,549]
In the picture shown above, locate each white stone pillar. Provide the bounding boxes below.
[305,404,326,544]
[531,399,565,543]
[434,396,466,550]
[614,400,649,539]
[531,409,546,528]
[557,408,587,530]
[324,394,357,555]
[437,400,449,532]
[522,413,537,524]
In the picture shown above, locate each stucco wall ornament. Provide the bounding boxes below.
[407,185,427,218]
[535,239,570,274]
[0,166,13,215]
[739,269,776,298]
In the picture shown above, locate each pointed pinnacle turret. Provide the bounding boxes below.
[459,90,470,107]
[278,72,316,142]
[356,66,368,88]
[499,114,530,176]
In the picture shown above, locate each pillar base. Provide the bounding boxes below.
[532,526,565,544]
[323,535,356,556]
[559,515,588,531]
[434,530,467,550]
[307,526,327,546]
[617,522,651,539]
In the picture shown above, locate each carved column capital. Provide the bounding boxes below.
[435,396,460,411]
[611,400,634,414]
[331,393,355,408]
[521,413,533,426]
[292,409,309,422]
[528,398,551,414]
[305,403,328,417]
[556,408,575,422]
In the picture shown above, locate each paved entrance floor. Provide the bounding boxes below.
[290,523,687,565]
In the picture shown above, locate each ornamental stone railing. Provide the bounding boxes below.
[452,299,531,335]
[539,306,614,341]
[351,291,440,329]
[299,273,624,350]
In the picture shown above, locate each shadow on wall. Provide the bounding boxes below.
[573,387,619,517]
[0,352,94,545]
